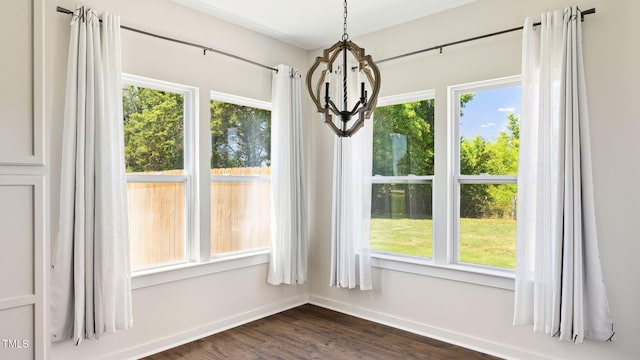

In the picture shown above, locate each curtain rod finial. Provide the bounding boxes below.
[56,6,74,15]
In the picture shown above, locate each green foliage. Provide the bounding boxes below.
[372,96,473,219]
[371,95,475,176]
[371,93,519,220]
[459,111,520,219]
[123,85,184,173]
[459,93,475,117]
[122,86,271,173]
[372,100,434,176]
[371,100,434,220]
[371,183,433,220]
[210,100,271,169]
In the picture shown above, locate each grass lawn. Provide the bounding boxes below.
[370,217,516,269]
[370,218,433,258]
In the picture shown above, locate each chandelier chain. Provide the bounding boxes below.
[342,0,349,41]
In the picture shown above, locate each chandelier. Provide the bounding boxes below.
[306,0,381,137]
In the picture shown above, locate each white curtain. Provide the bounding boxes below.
[268,64,308,285]
[51,7,132,344]
[513,6,614,343]
[330,66,373,290]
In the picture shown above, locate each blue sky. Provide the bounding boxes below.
[459,86,521,142]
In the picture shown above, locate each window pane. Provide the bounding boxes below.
[372,100,434,176]
[459,183,516,268]
[123,81,188,271]
[123,85,185,174]
[370,183,432,257]
[127,182,185,270]
[210,99,271,255]
[210,169,271,254]
[210,100,271,169]
[459,86,520,176]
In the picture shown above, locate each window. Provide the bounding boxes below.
[121,76,274,282]
[369,77,520,285]
[450,76,520,270]
[122,75,195,271]
[210,92,272,255]
[370,91,435,258]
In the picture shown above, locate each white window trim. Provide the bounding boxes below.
[376,89,435,107]
[132,249,270,289]
[369,82,520,290]
[370,91,439,262]
[210,91,272,111]
[448,75,520,270]
[209,90,272,255]
[370,254,515,290]
[371,175,433,184]
[123,74,199,272]
[121,77,273,286]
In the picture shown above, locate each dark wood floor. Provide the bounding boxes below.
[143,304,502,360]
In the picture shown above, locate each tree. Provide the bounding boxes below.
[372,99,441,176]
[210,100,271,169]
[371,95,474,219]
[485,113,519,218]
[459,111,519,218]
[371,100,433,218]
[123,85,184,173]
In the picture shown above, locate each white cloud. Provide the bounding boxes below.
[480,122,497,128]
[498,107,516,113]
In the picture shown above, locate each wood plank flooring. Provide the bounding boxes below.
[143,304,502,360]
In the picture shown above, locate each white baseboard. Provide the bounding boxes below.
[98,294,554,360]
[308,294,555,360]
[103,294,309,360]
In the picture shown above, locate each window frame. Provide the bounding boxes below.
[122,74,197,272]
[209,90,273,257]
[448,75,520,271]
[369,77,521,290]
[370,90,435,260]
[122,77,275,285]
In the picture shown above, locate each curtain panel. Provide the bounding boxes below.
[268,64,308,285]
[51,7,132,344]
[513,6,614,343]
[329,66,373,290]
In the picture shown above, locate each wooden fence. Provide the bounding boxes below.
[128,167,271,270]
[210,166,271,255]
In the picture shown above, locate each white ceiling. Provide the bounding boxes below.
[172,0,477,50]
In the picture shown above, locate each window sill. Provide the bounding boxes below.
[131,249,270,290]
[370,252,515,290]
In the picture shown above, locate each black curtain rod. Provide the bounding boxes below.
[57,5,595,69]
[56,6,278,72]
[377,7,596,64]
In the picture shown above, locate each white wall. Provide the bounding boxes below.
[0,1,46,359]
[307,0,640,359]
[46,0,309,358]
